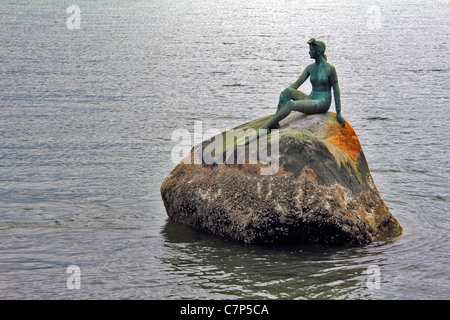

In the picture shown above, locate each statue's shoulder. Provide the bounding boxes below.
[305,63,315,72]
[327,61,336,70]
[324,62,337,75]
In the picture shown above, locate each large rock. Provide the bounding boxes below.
[161,112,402,245]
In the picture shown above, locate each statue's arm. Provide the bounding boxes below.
[289,66,310,89]
[330,66,345,127]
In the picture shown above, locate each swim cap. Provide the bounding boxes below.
[307,38,326,53]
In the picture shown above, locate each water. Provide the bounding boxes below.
[0,0,449,299]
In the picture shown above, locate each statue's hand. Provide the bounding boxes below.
[336,113,345,127]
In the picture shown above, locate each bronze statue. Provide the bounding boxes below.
[261,38,345,130]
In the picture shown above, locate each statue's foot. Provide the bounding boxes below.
[243,121,280,146]
[264,122,280,132]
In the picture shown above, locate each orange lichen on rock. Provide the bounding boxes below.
[299,166,317,182]
[272,164,295,178]
[324,119,361,163]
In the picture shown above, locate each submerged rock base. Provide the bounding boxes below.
[161,112,402,245]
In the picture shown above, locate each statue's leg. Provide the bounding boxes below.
[276,88,309,113]
[276,95,283,114]
[264,89,311,129]
[262,99,324,130]
[289,99,328,114]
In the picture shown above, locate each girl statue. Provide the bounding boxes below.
[261,38,346,130]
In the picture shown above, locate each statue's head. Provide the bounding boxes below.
[307,38,327,59]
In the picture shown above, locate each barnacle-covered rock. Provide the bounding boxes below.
[161,112,402,244]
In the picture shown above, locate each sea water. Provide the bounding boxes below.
[0,0,449,299]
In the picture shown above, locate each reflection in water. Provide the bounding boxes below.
[160,220,388,299]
